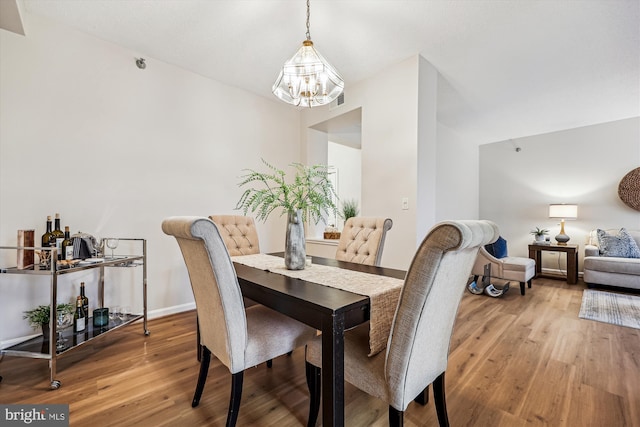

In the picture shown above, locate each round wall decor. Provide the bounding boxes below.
[618,167,640,211]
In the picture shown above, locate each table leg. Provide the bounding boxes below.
[567,250,578,284]
[321,313,346,427]
[529,248,542,276]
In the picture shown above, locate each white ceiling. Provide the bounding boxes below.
[13,0,640,143]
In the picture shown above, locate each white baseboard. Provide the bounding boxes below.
[1,302,196,350]
[147,302,195,319]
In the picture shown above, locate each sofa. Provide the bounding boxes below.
[583,228,640,291]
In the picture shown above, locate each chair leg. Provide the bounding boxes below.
[528,279,532,288]
[520,281,525,296]
[305,361,321,427]
[192,346,211,407]
[414,385,429,405]
[388,406,404,427]
[267,351,291,367]
[433,372,450,427]
[226,372,243,427]
[196,316,202,362]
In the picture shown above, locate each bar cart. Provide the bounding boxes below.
[0,238,148,389]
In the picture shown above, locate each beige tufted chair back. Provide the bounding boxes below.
[335,217,393,266]
[209,215,260,256]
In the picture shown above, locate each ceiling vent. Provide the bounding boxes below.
[329,92,345,110]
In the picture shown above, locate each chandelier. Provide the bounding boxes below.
[272,0,344,108]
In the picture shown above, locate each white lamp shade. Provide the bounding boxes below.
[548,204,578,219]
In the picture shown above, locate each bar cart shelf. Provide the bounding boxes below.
[0,238,148,389]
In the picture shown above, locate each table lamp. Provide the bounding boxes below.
[548,204,578,245]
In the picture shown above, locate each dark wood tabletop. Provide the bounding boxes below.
[234,253,406,427]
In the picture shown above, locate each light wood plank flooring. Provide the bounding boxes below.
[1,277,639,426]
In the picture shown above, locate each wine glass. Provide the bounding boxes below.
[119,306,129,322]
[109,306,119,324]
[93,236,104,258]
[106,238,119,259]
[56,311,73,352]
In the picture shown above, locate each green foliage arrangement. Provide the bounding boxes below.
[340,199,359,221]
[236,159,338,224]
[23,303,74,329]
[530,227,549,236]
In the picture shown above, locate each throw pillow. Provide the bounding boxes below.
[597,228,640,258]
[485,236,508,258]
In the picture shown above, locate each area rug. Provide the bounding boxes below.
[578,289,640,330]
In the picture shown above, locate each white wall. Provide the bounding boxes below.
[328,141,361,228]
[302,57,420,269]
[0,14,299,346]
[302,55,479,269]
[416,56,438,240]
[436,122,480,222]
[479,117,640,271]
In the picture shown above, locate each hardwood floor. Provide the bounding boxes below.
[1,277,638,426]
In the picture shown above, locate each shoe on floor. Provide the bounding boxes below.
[484,283,509,298]
[467,280,484,295]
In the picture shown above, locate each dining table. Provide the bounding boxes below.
[232,252,406,427]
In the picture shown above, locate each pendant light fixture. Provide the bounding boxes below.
[272,0,344,108]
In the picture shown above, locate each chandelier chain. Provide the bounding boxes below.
[305,0,311,40]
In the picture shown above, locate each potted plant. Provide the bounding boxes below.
[340,199,359,223]
[530,227,549,243]
[23,303,74,340]
[323,198,359,239]
[236,159,338,270]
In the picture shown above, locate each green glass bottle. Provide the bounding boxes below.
[41,215,53,248]
[61,226,74,261]
[73,296,86,333]
[51,213,64,260]
[80,282,89,327]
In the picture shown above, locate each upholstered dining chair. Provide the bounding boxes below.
[162,216,316,427]
[208,214,287,366]
[335,217,393,266]
[209,214,261,308]
[306,220,499,427]
[209,215,260,256]
[471,235,536,295]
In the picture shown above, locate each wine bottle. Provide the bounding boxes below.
[73,296,86,333]
[80,282,89,327]
[41,216,53,248]
[61,226,74,261]
[51,213,64,260]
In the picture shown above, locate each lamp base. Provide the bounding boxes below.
[555,218,570,245]
[555,233,570,245]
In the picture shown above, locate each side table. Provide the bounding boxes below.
[528,243,579,284]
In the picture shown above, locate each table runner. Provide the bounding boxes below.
[232,253,404,356]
